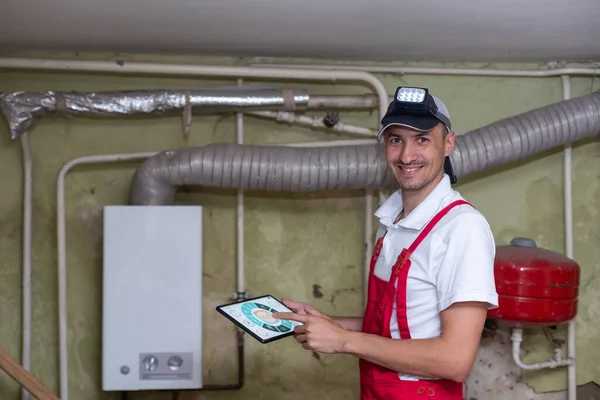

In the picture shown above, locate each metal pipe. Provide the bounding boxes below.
[247,110,376,137]
[0,88,310,140]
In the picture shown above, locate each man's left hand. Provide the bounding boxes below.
[273,307,349,354]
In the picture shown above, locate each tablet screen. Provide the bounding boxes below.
[217,295,303,343]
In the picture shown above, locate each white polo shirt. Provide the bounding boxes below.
[373,174,498,381]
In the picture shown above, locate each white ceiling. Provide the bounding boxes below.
[1,0,600,62]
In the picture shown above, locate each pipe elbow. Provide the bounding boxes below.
[129,150,178,205]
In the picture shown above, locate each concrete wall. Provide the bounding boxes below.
[0,51,598,400]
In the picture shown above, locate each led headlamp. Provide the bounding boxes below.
[393,86,451,131]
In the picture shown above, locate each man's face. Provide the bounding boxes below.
[382,123,455,192]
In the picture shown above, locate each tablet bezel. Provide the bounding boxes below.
[216,294,300,344]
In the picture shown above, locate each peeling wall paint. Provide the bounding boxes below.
[0,51,598,400]
[466,328,566,400]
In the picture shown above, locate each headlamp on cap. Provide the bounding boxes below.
[392,86,450,130]
[396,87,427,103]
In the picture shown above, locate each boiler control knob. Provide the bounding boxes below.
[142,355,158,371]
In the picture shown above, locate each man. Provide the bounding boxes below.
[273,86,498,399]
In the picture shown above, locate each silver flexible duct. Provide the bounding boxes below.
[129,92,600,206]
[451,91,600,178]
[130,143,395,205]
[0,87,310,139]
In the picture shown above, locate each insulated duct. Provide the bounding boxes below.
[0,87,311,139]
[129,92,600,205]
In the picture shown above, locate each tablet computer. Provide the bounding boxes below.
[216,295,303,344]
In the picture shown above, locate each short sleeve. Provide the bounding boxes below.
[434,212,499,313]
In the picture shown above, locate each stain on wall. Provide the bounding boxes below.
[0,51,598,400]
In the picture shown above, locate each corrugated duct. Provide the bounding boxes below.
[129,91,600,205]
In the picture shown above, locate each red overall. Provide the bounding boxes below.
[359,200,471,400]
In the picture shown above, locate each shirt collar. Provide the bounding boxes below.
[375,174,453,231]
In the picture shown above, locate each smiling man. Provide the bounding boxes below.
[274,87,498,399]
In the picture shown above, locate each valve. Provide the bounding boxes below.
[231,291,251,301]
[323,111,340,127]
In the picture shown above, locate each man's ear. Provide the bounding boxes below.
[444,131,455,156]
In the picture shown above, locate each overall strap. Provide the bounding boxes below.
[407,200,472,254]
[369,231,388,274]
[393,200,473,341]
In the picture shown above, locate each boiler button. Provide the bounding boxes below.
[168,355,183,371]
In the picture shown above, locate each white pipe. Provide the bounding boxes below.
[364,190,374,303]
[236,78,245,296]
[57,152,158,400]
[378,191,388,205]
[561,74,577,400]
[249,62,600,77]
[511,328,573,370]
[247,110,377,137]
[20,131,32,400]
[562,75,574,259]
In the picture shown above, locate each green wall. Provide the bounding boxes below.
[0,51,598,399]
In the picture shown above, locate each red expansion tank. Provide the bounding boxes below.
[486,237,581,328]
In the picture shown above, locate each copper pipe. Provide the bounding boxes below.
[0,347,59,400]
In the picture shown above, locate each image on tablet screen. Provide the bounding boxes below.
[220,296,302,340]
